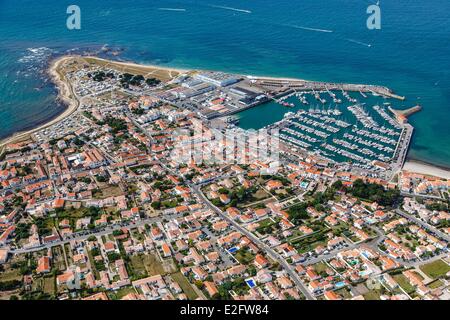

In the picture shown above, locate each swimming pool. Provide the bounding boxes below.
[245,278,256,288]
[227,247,238,254]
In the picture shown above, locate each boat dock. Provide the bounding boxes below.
[389,105,422,123]
[251,77,406,101]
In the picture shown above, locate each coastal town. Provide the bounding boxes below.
[0,56,449,301]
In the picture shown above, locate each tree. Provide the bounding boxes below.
[107,252,121,262]
[104,117,127,133]
[113,230,124,237]
[145,78,161,86]
[96,175,107,183]
[332,180,343,190]
[194,280,204,289]
[349,179,401,207]
[132,108,144,115]
[287,202,309,224]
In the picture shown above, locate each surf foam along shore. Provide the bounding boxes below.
[0,54,191,149]
[0,55,79,148]
[2,55,448,182]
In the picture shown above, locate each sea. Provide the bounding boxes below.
[0,0,449,167]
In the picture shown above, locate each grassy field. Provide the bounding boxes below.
[313,262,329,274]
[129,253,166,278]
[258,218,275,228]
[428,279,443,289]
[234,249,255,265]
[393,274,416,294]
[253,189,271,200]
[51,246,67,272]
[86,249,100,280]
[108,286,137,300]
[419,260,450,279]
[289,229,328,254]
[335,287,352,299]
[0,269,22,282]
[63,243,73,265]
[363,289,382,300]
[96,185,124,199]
[127,253,198,299]
[82,57,180,82]
[171,272,198,300]
[42,276,56,295]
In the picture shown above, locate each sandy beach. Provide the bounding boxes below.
[83,56,190,74]
[0,54,382,151]
[0,55,189,150]
[403,160,450,180]
[0,55,79,148]
[0,55,449,181]
[88,56,309,82]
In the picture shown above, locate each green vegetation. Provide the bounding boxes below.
[89,71,115,82]
[313,262,329,276]
[213,186,267,209]
[363,288,383,300]
[96,175,108,183]
[132,108,145,115]
[419,260,450,279]
[428,279,443,289]
[34,217,53,237]
[215,278,249,300]
[82,111,96,122]
[234,248,255,265]
[348,179,401,207]
[102,117,128,133]
[0,280,22,291]
[393,274,415,294]
[119,73,150,88]
[256,218,278,235]
[108,287,136,300]
[287,202,309,224]
[145,77,161,87]
[128,253,166,279]
[107,252,122,263]
[289,229,328,254]
[112,229,124,237]
[171,272,198,300]
[15,223,31,240]
[151,201,161,210]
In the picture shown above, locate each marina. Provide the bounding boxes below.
[236,86,415,174]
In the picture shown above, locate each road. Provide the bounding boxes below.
[303,226,386,266]
[395,209,450,242]
[10,213,183,254]
[404,251,449,268]
[125,102,315,299]
[190,185,315,300]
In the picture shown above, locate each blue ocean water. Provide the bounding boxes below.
[0,0,449,167]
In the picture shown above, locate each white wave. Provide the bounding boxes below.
[158,8,187,12]
[291,25,333,33]
[19,47,53,64]
[346,38,372,48]
[99,10,111,17]
[210,5,252,14]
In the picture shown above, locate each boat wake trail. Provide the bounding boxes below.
[99,9,111,17]
[346,38,372,48]
[157,8,187,12]
[209,5,252,14]
[291,25,333,33]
